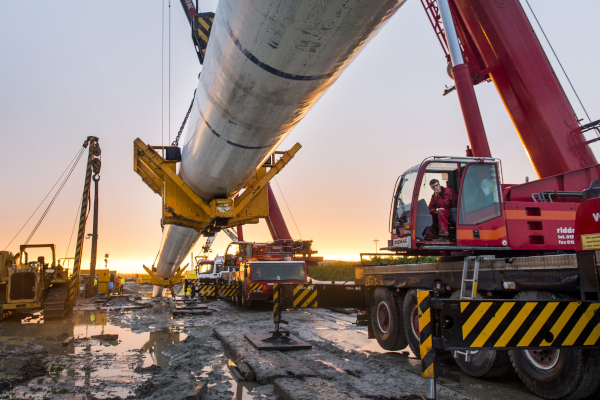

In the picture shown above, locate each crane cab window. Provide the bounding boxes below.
[215,262,225,274]
[394,170,418,226]
[459,163,502,225]
[198,261,212,274]
[415,163,460,240]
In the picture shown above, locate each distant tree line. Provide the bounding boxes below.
[308,255,438,282]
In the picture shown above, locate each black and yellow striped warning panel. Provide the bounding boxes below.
[441,299,600,350]
[293,285,319,308]
[218,284,240,297]
[192,12,215,64]
[249,283,264,293]
[196,285,216,298]
[278,284,366,309]
[418,290,437,379]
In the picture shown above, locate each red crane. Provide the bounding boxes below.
[422,0,598,180]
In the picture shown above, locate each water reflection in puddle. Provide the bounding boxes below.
[1,310,188,399]
[221,350,261,400]
[0,311,186,369]
[72,310,186,369]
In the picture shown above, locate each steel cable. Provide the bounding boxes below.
[4,146,85,251]
[64,191,86,260]
[24,148,87,245]
[274,178,303,240]
[524,0,593,126]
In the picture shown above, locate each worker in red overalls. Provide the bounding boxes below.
[428,179,457,237]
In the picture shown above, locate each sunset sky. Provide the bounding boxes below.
[1,0,599,273]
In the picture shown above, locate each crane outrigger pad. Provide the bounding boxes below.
[245,333,311,351]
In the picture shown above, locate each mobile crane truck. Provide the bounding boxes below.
[223,240,308,307]
[361,0,600,398]
[261,1,600,399]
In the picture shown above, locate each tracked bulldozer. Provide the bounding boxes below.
[0,244,71,320]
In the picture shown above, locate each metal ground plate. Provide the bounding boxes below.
[244,333,312,351]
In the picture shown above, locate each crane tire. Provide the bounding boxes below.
[403,289,422,357]
[509,291,600,400]
[370,287,407,351]
[402,289,455,364]
[450,291,511,378]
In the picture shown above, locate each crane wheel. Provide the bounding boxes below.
[403,289,422,357]
[403,289,455,364]
[509,291,600,400]
[450,291,511,378]
[370,287,407,351]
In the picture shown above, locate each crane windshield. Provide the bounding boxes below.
[250,261,306,281]
[396,170,418,222]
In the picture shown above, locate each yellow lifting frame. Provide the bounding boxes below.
[133,138,301,232]
[142,263,189,297]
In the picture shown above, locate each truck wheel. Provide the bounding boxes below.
[403,289,422,357]
[509,291,600,399]
[403,289,455,364]
[370,287,407,351]
[450,291,511,378]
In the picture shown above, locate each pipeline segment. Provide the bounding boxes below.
[153,0,406,295]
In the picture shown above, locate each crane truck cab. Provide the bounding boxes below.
[388,156,591,255]
[389,156,506,252]
[195,256,230,282]
[224,241,308,306]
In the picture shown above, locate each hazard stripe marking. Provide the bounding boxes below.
[419,306,431,330]
[463,302,492,339]
[418,291,436,379]
[585,321,600,346]
[518,302,559,347]
[420,334,432,367]
[301,291,318,308]
[294,289,310,307]
[472,302,515,348]
[541,302,579,346]
[494,302,536,347]
[438,299,600,350]
[422,362,435,379]
[563,303,600,346]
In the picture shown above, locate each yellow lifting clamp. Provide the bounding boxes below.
[133,138,301,235]
[142,263,190,297]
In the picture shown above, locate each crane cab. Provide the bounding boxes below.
[388,156,508,252]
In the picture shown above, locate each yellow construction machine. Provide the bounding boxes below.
[0,244,70,320]
[0,135,102,321]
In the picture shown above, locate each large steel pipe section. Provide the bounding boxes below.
[153,0,406,295]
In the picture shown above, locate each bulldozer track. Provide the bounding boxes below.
[43,283,70,319]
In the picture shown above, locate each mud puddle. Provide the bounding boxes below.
[0,309,186,399]
[221,350,261,400]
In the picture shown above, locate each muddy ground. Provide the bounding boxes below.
[0,282,563,399]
